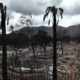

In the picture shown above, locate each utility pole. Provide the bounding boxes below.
[0,3,7,80]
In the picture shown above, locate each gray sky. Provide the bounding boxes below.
[0,0,80,31]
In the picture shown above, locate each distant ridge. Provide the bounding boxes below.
[6,24,80,38]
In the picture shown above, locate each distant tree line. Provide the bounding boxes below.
[0,29,80,47]
[58,35,80,43]
[0,29,52,49]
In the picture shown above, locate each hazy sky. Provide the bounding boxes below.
[0,0,80,29]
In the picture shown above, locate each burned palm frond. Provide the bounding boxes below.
[59,8,64,19]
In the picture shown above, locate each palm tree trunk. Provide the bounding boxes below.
[1,5,7,80]
[53,6,57,80]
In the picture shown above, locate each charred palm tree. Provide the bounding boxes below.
[0,3,7,80]
[43,6,63,80]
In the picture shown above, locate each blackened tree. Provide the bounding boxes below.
[34,30,52,53]
[0,3,7,80]
[43,6,64,80]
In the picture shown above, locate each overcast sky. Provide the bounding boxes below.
[1,0,80,32]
